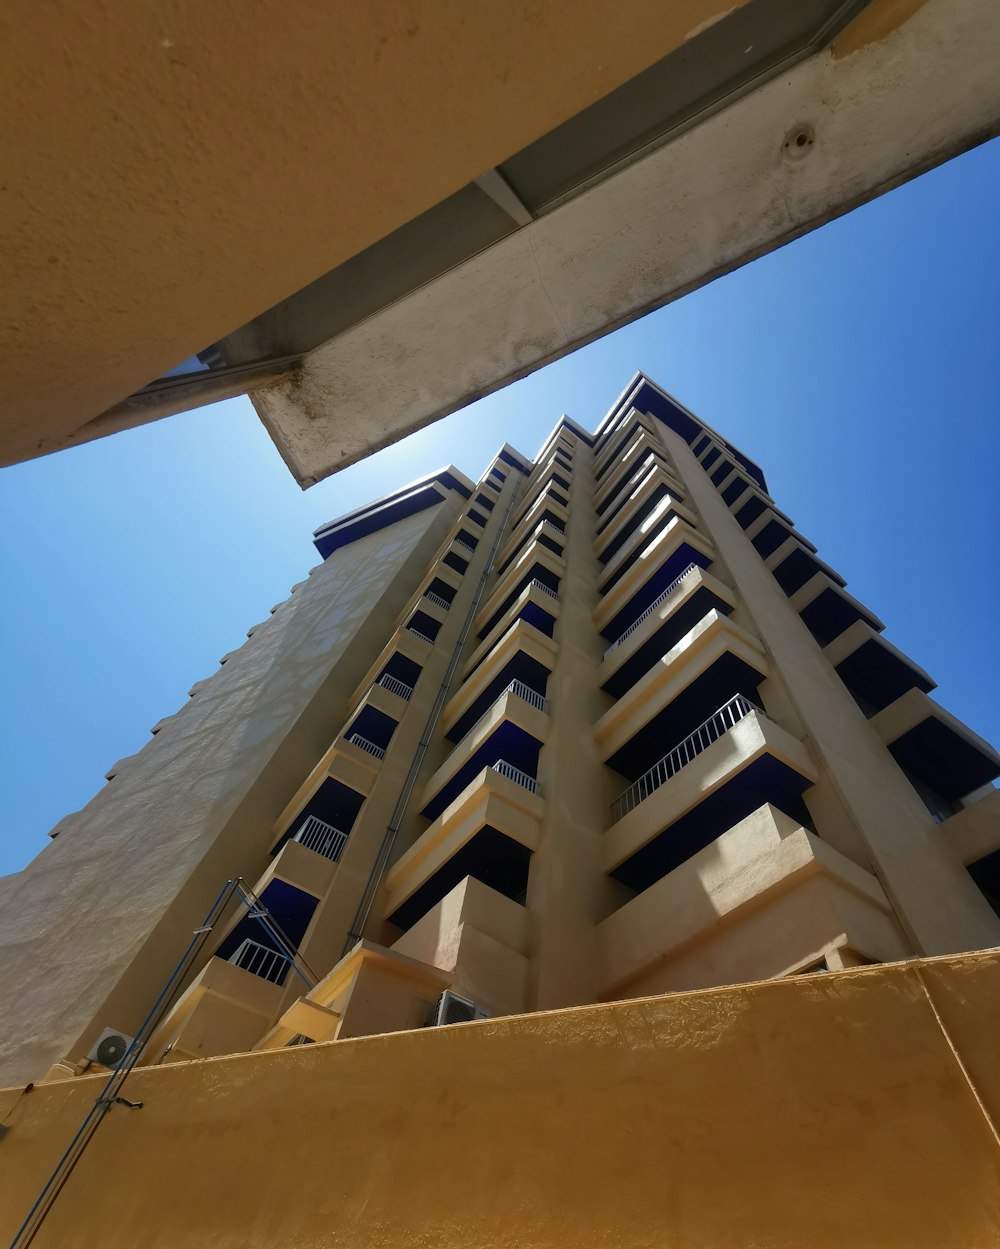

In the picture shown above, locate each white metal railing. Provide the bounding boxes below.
[454,535,476,552]
[347,733,386,760]
[425,591,452,611]
[603,564,700,659]
[459,680,548,747]
[610,694,762,823]
[529,578,558,600]
[293,814,349,863]
[228,938,290,985]
[406,625,435,643]
[504,679,547,712]
[377,673,414,701]
[491,759,538,794]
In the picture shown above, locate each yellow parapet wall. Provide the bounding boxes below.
[2,951,999,1248]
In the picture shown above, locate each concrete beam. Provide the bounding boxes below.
[253,0,1000,485]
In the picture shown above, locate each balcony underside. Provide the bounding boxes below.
[797,582,881,646]
[447,652,551,743]
[610,753,814,892]
[889,718,1000,802]
[599,539,712,641]
[598,804,903,996]
[833,635,934,715]
[606,649,767,779]
[602,584,734,699]
[388,825,531,930]
[421,720,543,821]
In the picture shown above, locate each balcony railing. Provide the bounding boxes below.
[603,564,700,659]
[610,694,762,822]
[529,578,558,600]
[504,679,547,712]
[458,680,548,746]
[347,733,386,760]
[425,591,452,611]
[293,814,349,863]
[228,938,290,985]
[454,536,476,552]
[406,625,435,643]
[377,673,415,701]
[492,759,539,794]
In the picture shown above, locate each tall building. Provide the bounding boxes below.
[1,372,998,1093]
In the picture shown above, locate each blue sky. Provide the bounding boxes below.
[2,137,999,876]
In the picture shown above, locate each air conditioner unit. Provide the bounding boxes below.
[430,991,490,1028]
[87,1027,135,1069]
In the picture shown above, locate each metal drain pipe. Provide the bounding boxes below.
[343,476,524,954]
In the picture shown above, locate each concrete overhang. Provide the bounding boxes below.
[420,690,549,820]
[462,608,561,687]
[871,689,1000,800]
[593,515,716,639]
[595,610,769,765]
[597,803,900,996]
[603,707,818,875]
[384,770,545,924]
[7,1,999,486]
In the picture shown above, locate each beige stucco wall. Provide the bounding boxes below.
[659,419,1000,955]
[0,501,458,1086]
[0,951,997,1248]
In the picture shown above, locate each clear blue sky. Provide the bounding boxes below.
[2,138,999,876]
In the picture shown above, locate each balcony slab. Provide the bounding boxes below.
[597,803,904,996]
[603,709,817,876]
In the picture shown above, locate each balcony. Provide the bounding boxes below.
[603,700,816,893]
[790,572,883,647]
[391,877,532,1017]
[228,938,290,985]
[343,700,397,764]
[475,545,563,640]
[444,632,554,742]
[596,804,904,997]
[461,587,559,684]
[595,443,682,523]
[141,951,286,1063]
[594,412,655,480]
[593,515,714,643]
[420,683,548,821]
[495,517,565,577]
[601,565,737,699]
[596,610,768,775]
[597,495,699,597]
[257,941,452,1049]
[769,540,843,597]
[595,467,692,566]
[872,689,1000,806]
[259,823,343,903]
[385,764,544,930]
[941,788,1000,868]
[504,488,569,558]
[744,510,818,559]
[824,621,934,716]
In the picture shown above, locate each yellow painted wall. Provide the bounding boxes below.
[1,951,998,1247]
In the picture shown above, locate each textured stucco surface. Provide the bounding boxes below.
[0,0,742,464]
[254,0,1000,485]
[0,952,998,1248]
[0,502,455,1085]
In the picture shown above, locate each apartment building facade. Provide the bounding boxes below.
[2,372,999,1087]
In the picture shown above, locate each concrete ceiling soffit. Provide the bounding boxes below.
[0,0,745,467]
[251,0,999,486]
